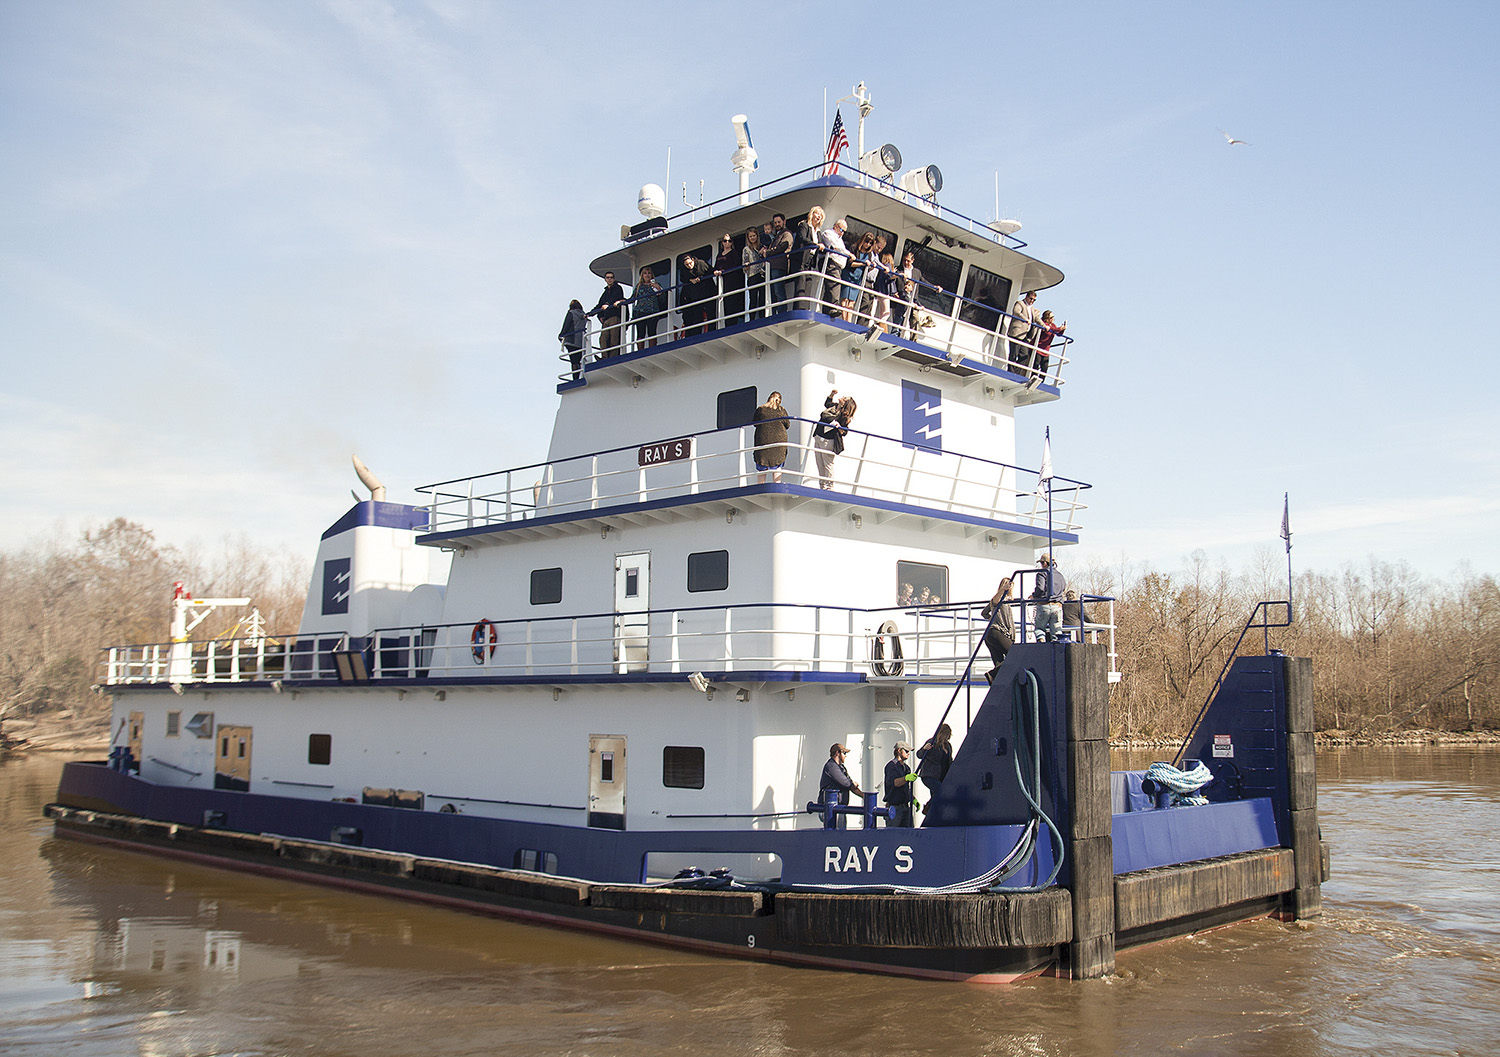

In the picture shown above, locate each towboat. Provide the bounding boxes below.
[52,88,1326,982]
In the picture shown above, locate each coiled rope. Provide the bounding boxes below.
[1145,760,1213,806]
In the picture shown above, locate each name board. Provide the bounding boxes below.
[639,438,692,466]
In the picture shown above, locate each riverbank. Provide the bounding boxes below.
[1115,729,1500,751]
[0,709,111,754]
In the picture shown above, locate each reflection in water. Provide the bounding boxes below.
[3,750,1498,1056]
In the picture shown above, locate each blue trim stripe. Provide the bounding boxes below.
[421,482,1078,547]
[321,501,430,541]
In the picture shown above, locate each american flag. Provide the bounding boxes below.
[823,110,848,176]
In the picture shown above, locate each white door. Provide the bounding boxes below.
[614,552,650,673]
[588,734,627,830]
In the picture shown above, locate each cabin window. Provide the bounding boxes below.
[900,241,960,316]
[663,746,706,789]
[688,550,730,592]
[308,733,332,765]
[960,265,1012,332]
[845,216,898,261]
[896,561,950,607]
[514,849,559,873]
[600,752,615,782]
[166,711,180,737]
[531,567,563,605]
[717,386,757,429]
[639,257,670,288]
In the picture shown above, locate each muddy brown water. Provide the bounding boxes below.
[2,749,1496,1056]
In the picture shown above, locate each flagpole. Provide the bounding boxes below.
[1041,427,1055,568]
[1282,492,1294,624]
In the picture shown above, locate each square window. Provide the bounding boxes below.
[308,733,332,766]
[897,561,950,607]
[717,386,758,429]
[663,746,706,789]
[688,550,729,592]
[531,567,563,605]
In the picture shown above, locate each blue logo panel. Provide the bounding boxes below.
[321,558,351,615]
[901,381,942,452]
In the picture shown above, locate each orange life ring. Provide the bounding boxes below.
[471,619,497,663]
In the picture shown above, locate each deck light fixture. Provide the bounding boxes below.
[688,672,711,694]
[859,143,902,180]
[900,164,943,198]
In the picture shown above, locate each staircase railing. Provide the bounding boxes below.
[1172,599,1293,765]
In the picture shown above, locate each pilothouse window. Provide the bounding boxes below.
[961,265,1012,331]
[901,241,960,316]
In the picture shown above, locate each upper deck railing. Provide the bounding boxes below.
[102,594,1118,688]
[655,161,1028,252]
[418,417,1087,539]
[568,260,1070,390]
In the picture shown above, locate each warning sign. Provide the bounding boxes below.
[1212,734,1234,758]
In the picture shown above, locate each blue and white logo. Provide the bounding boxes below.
[901,381,942,452]
[321,557,351,615]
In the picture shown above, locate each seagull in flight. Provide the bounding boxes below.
[1218,129,1251,146]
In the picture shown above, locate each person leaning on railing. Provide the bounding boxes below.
[629,267,665,350]
[557,298,587,379]
[679,253,715,336]
[591,270,628,357]
[1007,289,1040,375]
[713,233,745,325]
[1031,554,1067,642]
[764,212,794,307]
[819,218,850,318]
[794,206,825,309]
[1033,309,1066,384]
[742,226,767,318]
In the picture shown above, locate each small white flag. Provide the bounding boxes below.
[1280,493,1291,552]
[1037,427,1054,492]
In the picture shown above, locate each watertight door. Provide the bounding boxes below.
[215,725,252,791]
[587,734,627,830]
[613,552,650,673]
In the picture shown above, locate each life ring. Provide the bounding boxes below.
[871,620,905,677]
[471,619,497,664]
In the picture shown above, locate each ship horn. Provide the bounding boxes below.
[352,454,386,502]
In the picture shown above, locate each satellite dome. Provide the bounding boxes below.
[638,184,666,219]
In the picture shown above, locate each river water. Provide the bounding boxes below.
[2,749,1496,1057]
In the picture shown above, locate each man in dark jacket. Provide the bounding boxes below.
[883,742,916,828]
[819,743,867,829]
[592,271,627,356]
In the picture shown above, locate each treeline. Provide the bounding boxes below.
[1079,552,1500,737]
[3,522,1496,737]
[0,519,307,724]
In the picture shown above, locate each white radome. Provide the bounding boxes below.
[638,183,666,219]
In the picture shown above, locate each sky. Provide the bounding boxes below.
[2,0,1497,586]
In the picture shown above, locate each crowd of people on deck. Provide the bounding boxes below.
[555,209,1067,381]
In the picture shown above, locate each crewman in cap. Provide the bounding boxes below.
[883,741,918,828]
